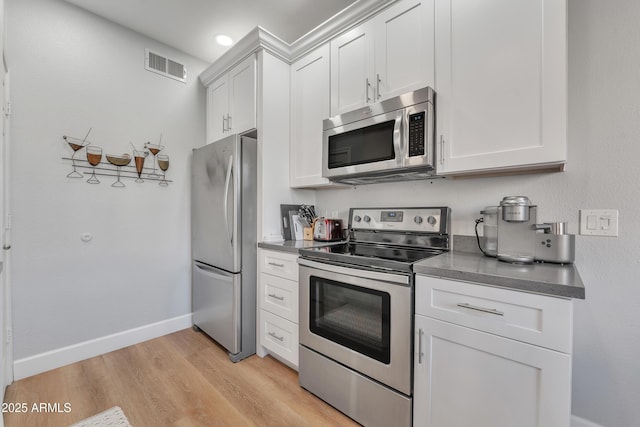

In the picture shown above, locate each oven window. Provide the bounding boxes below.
[327,120,396,169]
[309,276,391,364]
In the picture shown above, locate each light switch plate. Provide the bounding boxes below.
[579,209,619,236]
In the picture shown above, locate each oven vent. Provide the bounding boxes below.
[145,48,187,83]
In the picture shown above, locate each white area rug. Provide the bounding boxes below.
[69,406,132,427]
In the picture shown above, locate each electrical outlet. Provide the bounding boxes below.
[579,209,619,236]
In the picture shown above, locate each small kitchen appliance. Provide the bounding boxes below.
[478,196,575,264]
[298,206,451,427]
[497,196,538,263]
[534,222,576,264]
[313,218,344,241]
[322,87,436,184]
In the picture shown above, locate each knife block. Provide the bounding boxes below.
[303,227,314,241]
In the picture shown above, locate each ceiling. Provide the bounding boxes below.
[64,0,358,64]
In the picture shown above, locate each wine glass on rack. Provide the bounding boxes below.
[133,150,149,183]
[157,154,169,186]
[144,142,164,178]
[85,146,102,184]
[63,127,92,178]
[106,153,131,187]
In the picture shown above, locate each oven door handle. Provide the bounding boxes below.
[297,258,410,286]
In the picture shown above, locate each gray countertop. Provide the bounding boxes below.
[258,240,344,254]
[414,251,585,299]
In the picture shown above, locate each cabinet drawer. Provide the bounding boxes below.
[415,276,572,353]
[259,273,298,323]
[259,250,299,281]
[259,309,299,368]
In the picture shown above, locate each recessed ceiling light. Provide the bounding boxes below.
[216,34,233,47]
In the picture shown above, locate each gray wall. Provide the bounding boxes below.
[6,0,207,359]
[315,0,640,425]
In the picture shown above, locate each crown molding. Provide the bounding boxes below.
[289,0,394,62]
[199,0,398,85]
[199,26,291,86]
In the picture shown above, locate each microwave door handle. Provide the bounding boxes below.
[395,110,405,164]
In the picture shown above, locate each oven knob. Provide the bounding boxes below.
[353,215,362,222]
[363,215,371,223]
[427,215,437,225]
[414,216,423,224]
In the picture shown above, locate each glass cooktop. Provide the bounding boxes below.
[299,242,444,273]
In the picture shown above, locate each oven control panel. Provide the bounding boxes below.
[350,207,449,234]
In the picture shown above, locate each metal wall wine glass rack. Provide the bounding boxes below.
[62,130,172,187]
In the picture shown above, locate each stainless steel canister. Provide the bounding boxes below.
[500,196,532,222]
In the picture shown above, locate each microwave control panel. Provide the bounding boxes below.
[408,112,426,157]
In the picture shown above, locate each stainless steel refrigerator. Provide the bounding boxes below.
[191,133,257,362]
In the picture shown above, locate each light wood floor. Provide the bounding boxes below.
[3,328,359,427]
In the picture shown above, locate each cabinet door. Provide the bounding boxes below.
[228,55,257,135]
[206,76,228,144]
[374,0,434,100]
[290,44,332,188]
[330,22,375,116]
[435,0,567,175]
[414,315,571,427]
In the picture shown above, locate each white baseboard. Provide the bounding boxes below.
[13,314,192,380]
[572,414,604,427]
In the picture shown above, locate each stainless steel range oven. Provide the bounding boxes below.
[298,207,451,427]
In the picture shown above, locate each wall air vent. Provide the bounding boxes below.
[145,48,187,83]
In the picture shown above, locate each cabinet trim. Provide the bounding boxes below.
[199,1,400,85]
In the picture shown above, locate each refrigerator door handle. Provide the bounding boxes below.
[194,261,227,276]
[223,155,234,245]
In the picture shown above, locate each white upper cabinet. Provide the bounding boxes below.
[206,55,257,144]
[206,77,228,144]
[228,56,257,137]
[330,0,435,116]
[435,0,567,175]
[330,22,375,116]
[374,0,435,101]
[290,43,334,188]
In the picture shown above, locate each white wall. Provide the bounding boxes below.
[5,0,207,363]
[315,0,640,425]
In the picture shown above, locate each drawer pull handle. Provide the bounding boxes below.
[457,303,504,316]
[268,262,285,268]
[268,331,284,342]
[268,293,285,301]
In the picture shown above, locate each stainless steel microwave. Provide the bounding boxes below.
[322,87,435,185]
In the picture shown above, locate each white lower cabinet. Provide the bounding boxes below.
[257,249,299,369]
[259,309,299,367]
[414,275,573,427]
